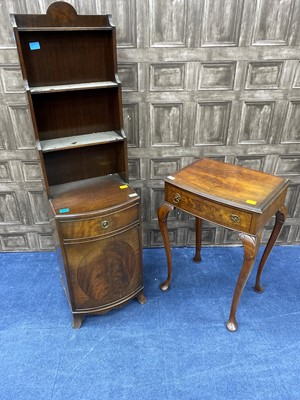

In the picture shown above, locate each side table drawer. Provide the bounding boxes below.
[165,184,253,232]
[60,203,139,239]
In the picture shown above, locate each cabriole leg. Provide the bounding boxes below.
[226,232,261,332]
[193,217,203,262]
[254,206,287,293]
[157,202,175,291]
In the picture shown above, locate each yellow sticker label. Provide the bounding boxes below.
[246,199,257,205]
[119,185,128,189]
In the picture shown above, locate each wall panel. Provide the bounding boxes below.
[0,0,299,250]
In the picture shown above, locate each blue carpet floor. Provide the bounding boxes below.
[0,246,299,400]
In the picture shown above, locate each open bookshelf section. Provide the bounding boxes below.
[32,87,122,141]
[17,29,116,86]
[44,141,127,186]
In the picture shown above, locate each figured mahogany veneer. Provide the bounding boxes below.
[158,158,289,332]
[13,2,146,328]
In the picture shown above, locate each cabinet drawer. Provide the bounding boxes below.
[166,184,252,233]
[60,204,139,239]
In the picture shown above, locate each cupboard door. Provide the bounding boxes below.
[63,225,142,311]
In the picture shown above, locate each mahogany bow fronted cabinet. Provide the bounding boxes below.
[12,1,146,328]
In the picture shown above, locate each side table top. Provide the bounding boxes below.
[164,158,289,213]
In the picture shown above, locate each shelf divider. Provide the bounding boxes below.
[30,81,118,94]
[40,131,124,152]
[17,27,113,32]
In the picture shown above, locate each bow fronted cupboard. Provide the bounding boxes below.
[12,1,146,328]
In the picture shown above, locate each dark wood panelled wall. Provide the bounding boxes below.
[1,0,300,251]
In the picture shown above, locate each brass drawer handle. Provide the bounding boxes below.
[230,214,240,223]
[101,220,110,229]
[173,193,181,204]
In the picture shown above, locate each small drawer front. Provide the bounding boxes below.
[166,184,252,232]
[60,204,139,239]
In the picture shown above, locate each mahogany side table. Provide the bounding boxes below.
[157,158,289,332]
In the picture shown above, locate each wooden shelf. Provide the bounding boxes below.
[30,81,118,94]
[17,27,113,32]
[40,131,124,152]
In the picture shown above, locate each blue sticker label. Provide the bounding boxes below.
[29,42,41,50]
[59,208,70,214]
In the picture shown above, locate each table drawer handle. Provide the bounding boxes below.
[173,193,181,204]
[101,220,110,229]
[230,214,240,223]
